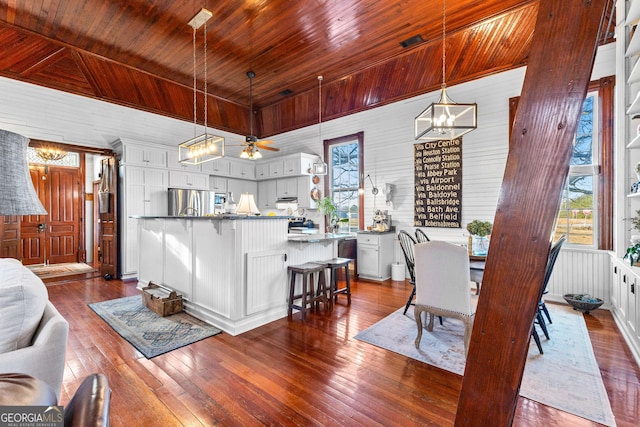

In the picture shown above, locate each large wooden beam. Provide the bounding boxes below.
[455,0,610,425]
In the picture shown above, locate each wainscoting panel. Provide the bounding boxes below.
[545,249,611,307]
[246,250,287,315]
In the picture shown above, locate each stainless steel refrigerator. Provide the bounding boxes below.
[168,188,225,216]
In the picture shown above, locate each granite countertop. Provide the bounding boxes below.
[131,215,291,220]
[357,230,396,235]
[288,233,356,243]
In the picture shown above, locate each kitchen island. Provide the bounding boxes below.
[134,215,353,335]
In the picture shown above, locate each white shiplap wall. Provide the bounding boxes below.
[0,43,616,296]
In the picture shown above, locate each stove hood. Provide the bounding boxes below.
[276,197,298,209]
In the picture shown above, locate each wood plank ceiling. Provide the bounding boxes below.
[0,0,615,139]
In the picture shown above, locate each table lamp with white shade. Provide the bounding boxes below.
[236,193,260,215]
[0,129,47,215]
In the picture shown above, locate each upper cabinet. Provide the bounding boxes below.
[201,158,231,176]
[258,153,321,180]
[228,159,256,179]
[121,143,167,168]
[167,150,202,172]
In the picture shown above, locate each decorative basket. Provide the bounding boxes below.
[563,294,603,314]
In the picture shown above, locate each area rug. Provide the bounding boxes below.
[89,295,221,358]
[28,262,96,279]
[355,304,616,426]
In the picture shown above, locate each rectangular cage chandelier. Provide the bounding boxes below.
[179,8,225,165]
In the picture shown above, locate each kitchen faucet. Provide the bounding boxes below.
[179,206,199,216]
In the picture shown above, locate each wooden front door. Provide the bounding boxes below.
[21,164,81,265]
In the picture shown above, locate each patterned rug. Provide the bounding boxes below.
[355,303,616,426]
[89,295,221,358]
[28,262,96,279]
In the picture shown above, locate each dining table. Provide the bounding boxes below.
[469,255,486,294]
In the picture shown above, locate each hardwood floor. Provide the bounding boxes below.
[46,276,639,426]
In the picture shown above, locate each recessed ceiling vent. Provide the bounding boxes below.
[400,34,424,48]
[279,89,293,96]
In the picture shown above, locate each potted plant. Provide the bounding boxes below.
[317,197,347,233]
[466,220,493,256]
[625,242,640,266]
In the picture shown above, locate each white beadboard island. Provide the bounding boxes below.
[134,215,353,335]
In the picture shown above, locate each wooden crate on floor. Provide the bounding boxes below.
[142,282,183,317]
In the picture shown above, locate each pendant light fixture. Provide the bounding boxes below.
[312,75,328,175]
[414,0,477,141]
[179,8,225,165]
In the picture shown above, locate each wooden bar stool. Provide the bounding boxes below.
[287,262,329,320]
[318,257,352,305]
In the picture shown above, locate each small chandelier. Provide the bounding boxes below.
[239,146,262,160]
[414,0,477,141]
[179,8,225,165]
[36,146,67,162]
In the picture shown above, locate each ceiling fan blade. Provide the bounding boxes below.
[259,145,280,152]
[256,139,274,144]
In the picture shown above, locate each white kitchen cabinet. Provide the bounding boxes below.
[122,166,168,278]
[228,178,258,200]
[258,180,277,210]
[283,156,302,176]
[255,163,269,179]
[283,153,320,176]
[356,232,395,281]
[268,160,284,178]
[228,159,256,179]
[210,176,228,193]
[167,150,201,172]
[610,256,640,366]
[168,170,209,190]
[276,178,297,198]
[201,158,230,176]
[122,143,167,168]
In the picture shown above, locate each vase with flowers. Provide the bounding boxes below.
[466,220,493,256]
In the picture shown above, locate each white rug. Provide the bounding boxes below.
[355,304,616,426]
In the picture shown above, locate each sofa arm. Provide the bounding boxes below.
[0,302,69,401]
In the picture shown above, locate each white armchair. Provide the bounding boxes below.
[413,241,477,357]
[0,259,68,401]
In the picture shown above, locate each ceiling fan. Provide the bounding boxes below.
[237,71,279,159]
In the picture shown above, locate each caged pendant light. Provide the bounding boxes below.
[414,0,477,141]
[312,75,328,175]
[179,8,225,165]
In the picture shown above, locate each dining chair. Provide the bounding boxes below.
[413,241,477,357]
[540,235,566,324]
[531,234,566,354]
[415,228,430,243]
[397,230,417,315]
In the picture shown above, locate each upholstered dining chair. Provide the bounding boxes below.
[415,228,430,243]
[397,230,417,315]
[414,241,477,357]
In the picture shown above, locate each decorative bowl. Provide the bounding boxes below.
[563,294,603,314]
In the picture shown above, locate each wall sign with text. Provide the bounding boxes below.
[414,138,462,228]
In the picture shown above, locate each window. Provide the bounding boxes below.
[324,132,364,232]
[554,94,598,246]
[509,76,614,250]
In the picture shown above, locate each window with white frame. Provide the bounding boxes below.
[553,92,598,247]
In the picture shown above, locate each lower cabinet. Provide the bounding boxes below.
[356,232,395,281]
[610,256,640,365]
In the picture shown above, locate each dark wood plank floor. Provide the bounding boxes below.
[45,276,639,426]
